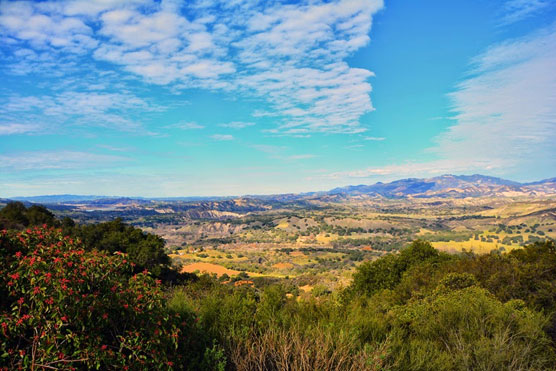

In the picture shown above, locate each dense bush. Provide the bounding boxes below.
[62,218,170,276]
[0,202,58,230]
[0,227,197,370]
[346,240,443,298]
[386,286,554,370]
[0,203,175,279]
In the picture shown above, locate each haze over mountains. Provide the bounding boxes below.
[6,175,556,205]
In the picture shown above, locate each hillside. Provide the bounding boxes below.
[328,174,556,198]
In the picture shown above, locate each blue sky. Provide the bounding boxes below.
[1,0,555,197]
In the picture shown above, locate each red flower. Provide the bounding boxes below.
[102,313,108,319]
[123,304,129,309]
[33,287,40,295]
[167,361,174,366]
[17,297,24,305]
[61,316,68,322]
[15,251,22,258]
[10,273,19,280]
[101,345,108,350]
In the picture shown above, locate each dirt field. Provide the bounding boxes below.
[181,262,241,277]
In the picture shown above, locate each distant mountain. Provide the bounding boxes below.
[4,175,555,205]
[327,174,556,199]
[11,195,115,203]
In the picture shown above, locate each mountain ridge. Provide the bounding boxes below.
[4,174,556,203]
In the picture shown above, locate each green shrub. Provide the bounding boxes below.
[387,286,555,370]
[0,227,184,370]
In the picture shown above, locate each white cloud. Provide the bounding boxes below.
[0,0,384,135]
[286,154,315,160]
[218,121,256,129]
[0,1,97,53]
[363,136,385,141]
[321,23,556,183]
[500,0,553,25]
[210,134,234,141]
[165,121,205,130]
[0,123,43,135]
[324,159,505,180]
[0,150,129,170]
[436,23,556,174]
[0,91,156,133]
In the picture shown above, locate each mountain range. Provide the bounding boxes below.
[327,174,556,199]
[4,174,556,204]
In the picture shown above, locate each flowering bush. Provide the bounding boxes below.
[0,226,186,370]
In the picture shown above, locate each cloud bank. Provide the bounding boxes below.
[0,0,384,135]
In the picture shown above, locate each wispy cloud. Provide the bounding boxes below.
[165,121,205,130]
[323,158,505,180]
[0,123,43,135]
[286,154,316,161]
[251,143,315,161]
[0,150,129,170]
[500,0,553,25]
[210,134,234,141]
[0,91,157,133]
[436,23,556,173]
[0,0,384,135]
[218,121,255,129]
[363,136,385,141]
[320,22,556,183]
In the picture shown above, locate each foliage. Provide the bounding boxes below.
[386,287,554,370]
[0,203,176,279]
[62,218,170,276]
[0,202,58,230]
[347,240,442,298]
[0,226,191,370]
